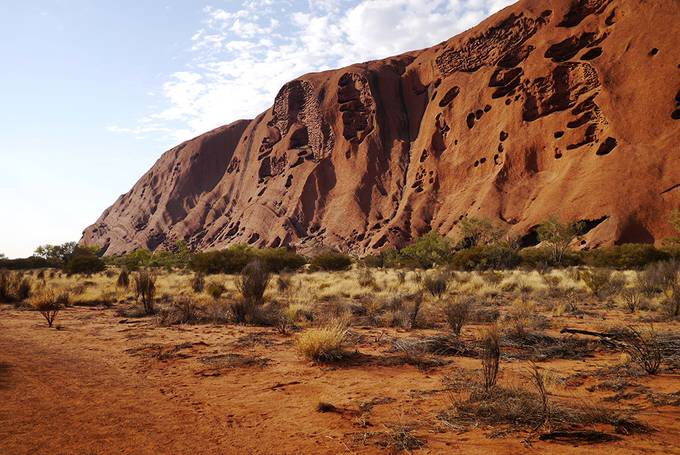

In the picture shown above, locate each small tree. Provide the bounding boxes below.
[64,245,105,275]
[537,217,585,266]
[30,288,62,327]
[134,270,156,314]
[399,232,453,269]
[458,217,504,248]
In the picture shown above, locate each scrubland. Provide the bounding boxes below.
[1,263,679,454]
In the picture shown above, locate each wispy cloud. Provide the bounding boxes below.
[112,0,515,144]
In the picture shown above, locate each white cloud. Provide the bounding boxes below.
[111,0,515,143]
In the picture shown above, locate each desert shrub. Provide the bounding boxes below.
[236,260,270,305]
[134,270,156,315]
[662,287,680,318]
[623,326,662,374]
[396,270,407,285]
[205,280,226,300]
[158,297,201,325]
[296,322,348,361]
[618,288,642,313]
[1,271,32,302]
[256,248,306,273]
[481,326,501,393]
[0,270,12,302]
[585,244,670,269]
[64,246,105,275]
[638,260,679,295]
[456,217,504,249]
[398,232,454,269]
[408,292,424,329]
[357,267,376,288]
[15,277,32,301]
[191,272,205,293]
[444,296,473,335]
[536,217,585,266]
[519,247,582,268]
[29,288,62,327]
[422,271,448,298]
[116,267,130,289]
[450,245,520,271]
[189,244,254,274]
[582,269,625,300]
[504,299,546,339]
[309,250,352,271]
[276,272,294,294]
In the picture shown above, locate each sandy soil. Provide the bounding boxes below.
[1,304,679,454]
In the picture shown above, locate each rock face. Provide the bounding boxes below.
[82,0,680,256]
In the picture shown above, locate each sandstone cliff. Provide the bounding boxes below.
[82,0,680,255]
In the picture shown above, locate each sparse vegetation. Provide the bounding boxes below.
[481,326,500,394]
[134,270,156,315]
[309,250,352,271]
[444,296,472,335]
[29,288,62,327]
[624,326,662,374]
[537,217,585,266]
[296,322,348,361]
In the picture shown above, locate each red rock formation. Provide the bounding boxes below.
[82,0,680,256]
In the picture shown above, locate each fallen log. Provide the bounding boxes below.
[560,328,616,338]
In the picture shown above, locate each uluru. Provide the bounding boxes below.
[81,0,680,255]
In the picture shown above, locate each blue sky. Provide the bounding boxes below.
[0,0,513,258]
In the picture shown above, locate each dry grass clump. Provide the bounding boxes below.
[296,322,348,362]
[422,271,448,299]
[157,297,202,326]
[357,267,376,288]
[376,425,426,453]
[503,299,548,340]
[236,260,270,305]
[582,269,626,300]
[191,272,205,293]
[134,270,156,314]
[29,288,63,327]
[0,270,32,303]
[623,326,662,375]
[205,280,226,300]
[116,267,130,289]
[443,296,473,335]
[481,326,500,394]
[618,287,643,313]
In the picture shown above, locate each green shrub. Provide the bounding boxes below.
[309,250,352,271]
[205,280,226,300]
[451,245,520,271]
[398,232,453,269]
[519,247,582,268]
[189,245,254,274]
[581,269,625,300]
[255,248,306,273]
[584,244,670,269]
[63,245,105,275]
